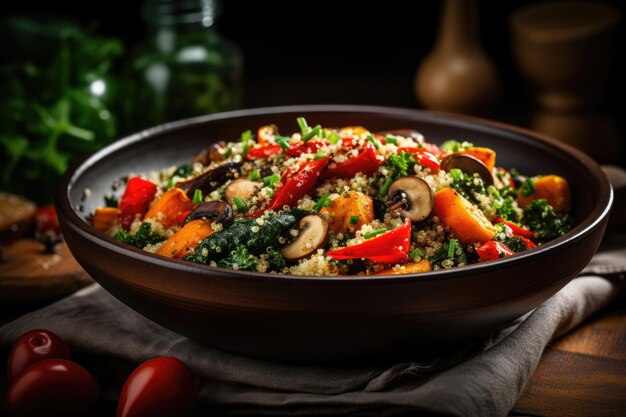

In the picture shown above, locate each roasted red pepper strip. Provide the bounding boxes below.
[518,236,537,249]
[327,218,411,264]
[118,177,157,230]
[285,140,329,157]
[248,157,330,218]
[476,241,515,261]
[245,144,282,160]
[397,147,441,173]
[324,141,382,178]
[494,217,534,238]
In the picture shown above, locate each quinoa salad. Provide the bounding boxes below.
[91,118,573,276]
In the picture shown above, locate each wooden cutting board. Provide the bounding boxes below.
[0,239,92,304]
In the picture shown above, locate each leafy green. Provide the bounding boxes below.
[115,222,164,248]
[487,185,519,222]
[267,247,286,271]
[313,192,331,212]
[450,170,486,203]
[522,199,572,241]
[493,223,530,253]
[217,245,259,270]
[186,211,302,264]
[429,238,473,268]
[380,152,417,197]
[519,178,536,197]
[0,21,122,203]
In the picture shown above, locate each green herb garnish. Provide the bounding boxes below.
[296,117,308,132]
[240,129,252,156]
[384,135,398,145]
[328,131,341,144]
[313,192,332,212]
[192,189,203,204]
[519,178,536,197]
[302,125,321,142]
[249,170,261,181]
[447,238,457,258]
[275,136,291,150]
[263,173,281,187]
[233,196,248,212]
[364,229,386,239]
[365,135,381,151]
[349,215,359,225]
[410,248,425,260]
[314,150,326,160]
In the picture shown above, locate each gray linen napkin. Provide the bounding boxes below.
[1,237,624,417]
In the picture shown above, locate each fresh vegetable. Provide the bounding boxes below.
[92,207,119,232]
[433,187,497,244]
[7,359,99,417]
[156,220,215,259]
[118,177,157,230]
[327,219,411,264]
[244,144,282,160]
[116,357,196,417]
[375,259,432,275]
[428,238,471,268]
[249,158,329,217]
[494,217,533,238]
[320,191,374,235]
[522,199,572,241]
[115,222,165,249]
[476,241,515,261]
[441,140,474,153]
[0,21,122,204]
[397,147,440,173]
[324,141,381,178]
[7,329,71,381]
[186,211,301,264]
[517,174,571,213]
[143,188,195,228]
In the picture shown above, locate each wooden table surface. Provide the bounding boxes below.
[0,239,624,416]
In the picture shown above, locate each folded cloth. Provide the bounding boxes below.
[1,239,624,417]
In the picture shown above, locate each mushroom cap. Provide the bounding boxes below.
[224,178,262,207]
[280,214,330,261]
[441,154,494,186]
[388,177,434,223]
[185,200,233,227]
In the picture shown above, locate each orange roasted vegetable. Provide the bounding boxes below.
[155,219,215,259]
[456,147,496,172]
[375,260,432,275]
[143,188,195,228]
[517,175,571,213]
[92,207,119,232]
[433,187,496,244]
[339,126,369,138]
[320,191,374,236]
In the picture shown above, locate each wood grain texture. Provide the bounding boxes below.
[512,305,626,417]
[0,240,92,304]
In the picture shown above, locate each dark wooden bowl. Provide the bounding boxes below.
[55,106,612,363]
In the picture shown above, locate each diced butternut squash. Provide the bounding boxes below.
[517,175,571,213]
[92,207,119,232]
[156,219,215,259]
[320,191,374,236]
[375,260,432,275]
[144,188,195,228]
[433,187,497,244]
[456,147,496,172]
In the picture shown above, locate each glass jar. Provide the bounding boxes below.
[127,0,242,131]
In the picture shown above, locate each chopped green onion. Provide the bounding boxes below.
[379,177,394,198]
[240,129,252,156]
[519,178,536,197]
[223,146,232,158]
[263,173,281,187]
[364,229,387,239]
[328,131,341,144]
[302,125,321,142]
[233,196,248,212]
[384,135,398,145]
[314,150,326,160]
[366,135,381,151]
[449,168,464,182]
[275,136,291,150]
[249,170,261,181]
[320,128,327,138]
[349,215,359,225]
[313,192,332,212]
[447,239,457,258]
[192,189,203,204]
[410,248,425,260]
[166,178,175,189]
[296,117,308,132]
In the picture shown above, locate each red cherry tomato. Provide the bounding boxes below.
[35,205,61,235]
[8,329,71,381]
[7,359,99,417]
[117,357,197,417]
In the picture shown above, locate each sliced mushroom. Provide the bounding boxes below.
[440,153,494,186]
[387,177,434,223]
[223,178,262,207]
[176,161,242,199]
[192,141,227,166]
[280,214,329,261]
[185,200,233,227]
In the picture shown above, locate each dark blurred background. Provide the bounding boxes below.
[1,0,625,203]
